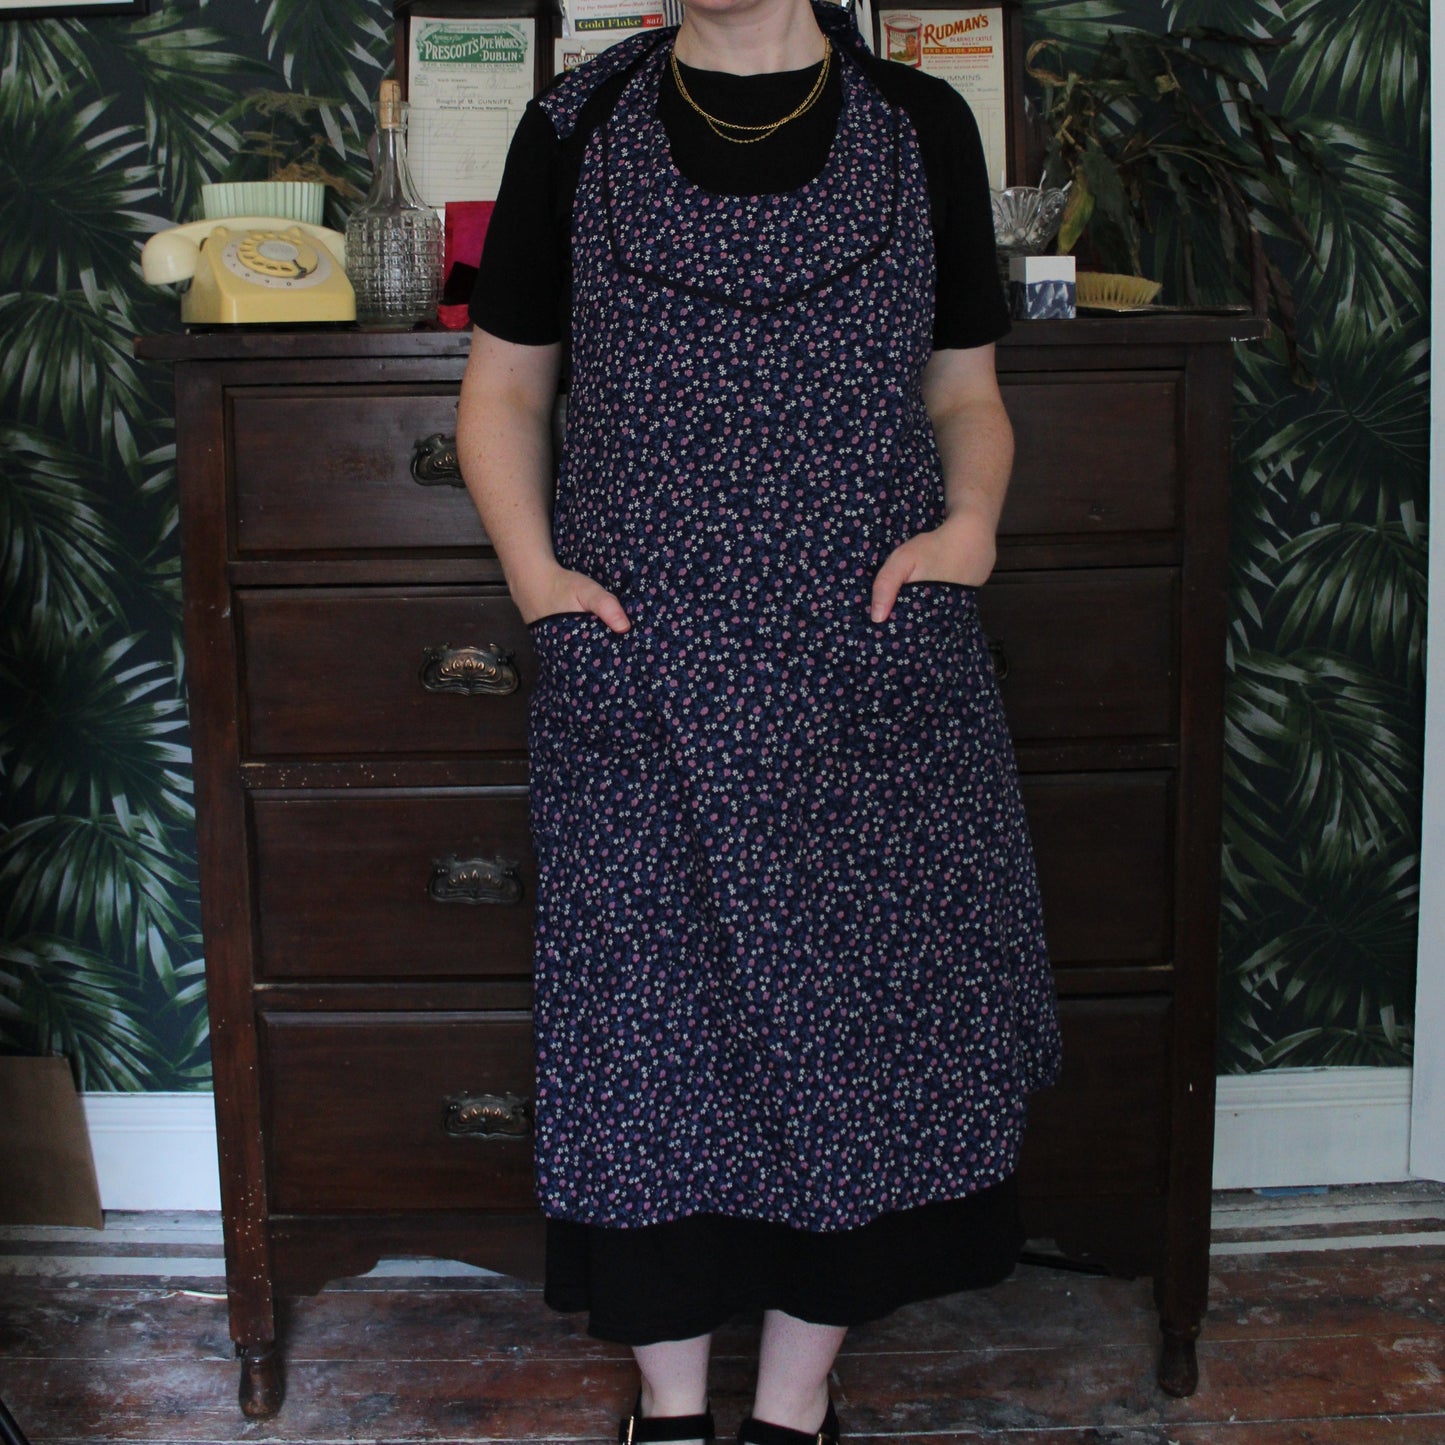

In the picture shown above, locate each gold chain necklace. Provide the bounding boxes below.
[669,38,832,146]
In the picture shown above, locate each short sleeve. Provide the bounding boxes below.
[469,102,568,345]
[930,88,1009,351]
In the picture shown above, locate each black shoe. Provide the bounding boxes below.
[736,1398,840,1445]
[618,1391,716,1445]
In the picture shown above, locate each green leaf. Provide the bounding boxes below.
[0,424,128,639]
[1280,0,1425,129]
[0,626,194,837]
[1282,115,1426,330]
[1056,174,1094,254]
[0,90,158,299]
[1271,516,1427,675]
[0,292,153,479]
[0,933,168,1090]
[0,815,196,995]
[107,16,269,221]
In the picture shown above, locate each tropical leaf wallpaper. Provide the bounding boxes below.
[0,0,1428,1090]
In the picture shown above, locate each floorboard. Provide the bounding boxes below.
[1,1185,1442,1444]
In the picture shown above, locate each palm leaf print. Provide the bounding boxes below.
[1280,0,1425,129]
[1258,322,1428,516]
[1269,513,1426,675]
[0,90,158,298]
[109,15,267,222]
[1,629,193,838]
[0,293,152,480]
[1023,0,1136,55]
[0,19,98,101]
[1227,649,1419,870]
[0,934,166,1090]
[1244,848,1418,1068]
[0,814,195,997]
[1282,116,1425,331]
[0,425,126,639]
[254,0,392,198]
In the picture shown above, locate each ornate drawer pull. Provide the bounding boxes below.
[428,853,524,906]
[443,1091,533,1140]
[412,432,463,488]
[987,636,1010,680]
[419,643,519,695]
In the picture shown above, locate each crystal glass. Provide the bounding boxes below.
[990,185,1070,288]
[346,82,443,326]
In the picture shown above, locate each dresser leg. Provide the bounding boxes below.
[1157,1321,1199,1397]
[238,1345,284,1418]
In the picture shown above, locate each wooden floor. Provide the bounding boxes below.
[2,1184,1443,1444]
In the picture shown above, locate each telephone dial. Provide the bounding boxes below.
[141,217,355,325]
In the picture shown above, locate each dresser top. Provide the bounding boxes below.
[135,313,1266,363]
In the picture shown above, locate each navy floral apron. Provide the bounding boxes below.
[526,3,1062,1232]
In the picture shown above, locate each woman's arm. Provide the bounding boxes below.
[456,327,630,631]
[869,343,1014,622]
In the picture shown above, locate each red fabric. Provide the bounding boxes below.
[438,201,494,330]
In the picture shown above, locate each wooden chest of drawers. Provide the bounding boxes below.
[138,317,1258,1417]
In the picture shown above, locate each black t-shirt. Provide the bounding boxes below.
[470,37,1008,352]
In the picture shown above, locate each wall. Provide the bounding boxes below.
[0,0,389,1088]
[0,0,1429,1092]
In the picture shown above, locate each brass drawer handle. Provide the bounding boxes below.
[428,853,524,906]
[412,432,463,488]
[987,635,1010,680]
[419,643,519,696]
[443,1091,533,1140]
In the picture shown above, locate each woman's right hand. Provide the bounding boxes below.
[513,564,631,633]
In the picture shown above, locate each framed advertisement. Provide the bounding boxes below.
[394,0,553,206]
[872,1,1026,189]
[394,0,554,102]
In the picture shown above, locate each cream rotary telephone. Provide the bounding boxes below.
[141,217,355,324]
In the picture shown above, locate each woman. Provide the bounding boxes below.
[455,1,1062,1441]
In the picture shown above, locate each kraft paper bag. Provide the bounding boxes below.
[0,1055,103,1229]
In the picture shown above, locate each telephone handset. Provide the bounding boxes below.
[142,217,355,325]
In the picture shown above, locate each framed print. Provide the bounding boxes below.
[394,0,555,206]
[873,1,1025,188]
[395,0,554,101]
[0,1,149,14]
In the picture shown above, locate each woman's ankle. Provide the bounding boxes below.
[639,1382,710,1418]
[747,1380,831,1434]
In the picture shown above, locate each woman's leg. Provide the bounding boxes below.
[634,1332,714,1436]
[751,1310,848,1431]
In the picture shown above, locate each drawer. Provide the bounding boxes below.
[977,569,1177,742]
[1028,774,1173,965]
[262,1011,536,1213]
[1000,375,1180,538]
[252,792,534,979]
[1016,996,1171,1198]
[238,588,533,758]
[230,386,487,554]
[1021,773,1173,966]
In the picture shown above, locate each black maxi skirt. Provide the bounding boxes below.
[544,1173,1024,1344]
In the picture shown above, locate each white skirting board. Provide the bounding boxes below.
[1212,1066,1413,1189]
[82,1092,222,1211]
[81,1068,1415,1211]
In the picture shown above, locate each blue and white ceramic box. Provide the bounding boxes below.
[1008,255,1077,320]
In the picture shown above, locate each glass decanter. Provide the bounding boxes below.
[346,79,443,326]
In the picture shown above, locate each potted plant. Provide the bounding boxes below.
[1026,26,1326,379]
[203,89,365,226]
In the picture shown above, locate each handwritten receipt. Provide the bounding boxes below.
[408,16,537,207]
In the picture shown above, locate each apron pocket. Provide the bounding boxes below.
[530,612,654,756]
[840,583,977,757]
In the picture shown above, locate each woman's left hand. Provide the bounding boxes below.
[869,510,997,622]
